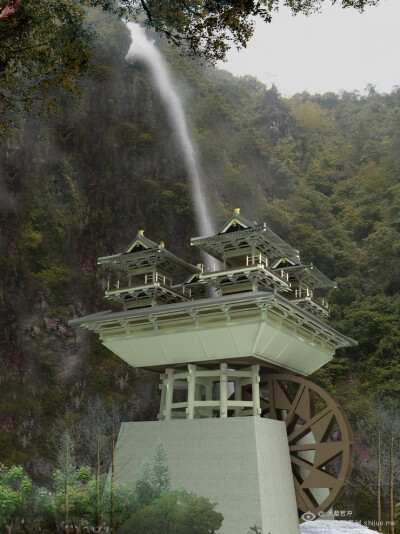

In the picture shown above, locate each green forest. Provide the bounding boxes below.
[0,5,400,532]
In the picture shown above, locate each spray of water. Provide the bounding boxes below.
[125,22,215,245]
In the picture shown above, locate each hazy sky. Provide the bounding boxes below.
[219,0,400,96]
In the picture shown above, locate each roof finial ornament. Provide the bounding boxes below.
[234,208,240,214]
[160,241,165,248]
[138,230,144,236]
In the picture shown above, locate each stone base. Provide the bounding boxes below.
[114,417,300,534]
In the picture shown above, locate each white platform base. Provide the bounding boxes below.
[115,417,300,534]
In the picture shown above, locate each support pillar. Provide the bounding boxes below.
[234,378,242,417]
[252,365,261,416]
[187,364,196,419]
[164,368,174,421]
[205,381,213,418]
[220,363,228,418]
[158,373,167,420]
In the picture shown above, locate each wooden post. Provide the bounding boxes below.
[187,364,196,419]
[164,368,174,421]
[158,373,167,420]
[220,363,228,418]
[252,365,260,417]
[234,378,242,417]
[205,380,213,418]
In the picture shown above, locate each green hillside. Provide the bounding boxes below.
[0,9,399,521]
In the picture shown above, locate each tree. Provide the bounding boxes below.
[357,402,400,527]
[0,0,96,136]
[100,480,137,529]
[119,488,223,534]
[170,490,224,534]
[75,396,122,529]
[106,0,381,63]
[135,458,160,507]
[34,487,57,532]
[53,464,98,530]
[0,464,32,534]
[152,440,171,491]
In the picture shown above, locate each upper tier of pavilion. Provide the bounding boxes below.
[190,209,299,267]
[188,209,335,317]
[98,231,200,310]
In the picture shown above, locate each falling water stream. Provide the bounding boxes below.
[125,23,215,250]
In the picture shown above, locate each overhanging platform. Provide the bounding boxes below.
[69,291,356,376]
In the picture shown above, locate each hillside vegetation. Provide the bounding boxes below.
[0,9,399,522]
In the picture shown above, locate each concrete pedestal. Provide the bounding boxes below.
[114,417,300,534]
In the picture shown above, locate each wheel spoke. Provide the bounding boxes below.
[285,384,306,432]
[287,407,333,444]
[293,476,319,512]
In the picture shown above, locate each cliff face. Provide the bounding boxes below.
[0,12,399,499]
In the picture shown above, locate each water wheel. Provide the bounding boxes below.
[242,373,354,522]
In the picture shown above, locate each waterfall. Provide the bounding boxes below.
[125,23,215,244]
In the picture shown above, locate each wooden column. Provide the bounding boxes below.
[234,378,242,417]
[187,364,196,420]
[158,373,167,420]
[164,368,174,421]
[220,363,228,418]
[252,365,261,417]
[205,380,213,418]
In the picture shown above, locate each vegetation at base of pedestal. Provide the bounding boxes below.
[0,463,223,533]
[0,437,223,533]
[0,4,400,528]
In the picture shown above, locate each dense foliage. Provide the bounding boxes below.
[0,7,399,527]
[0,460,222,533]
[0,0,382,135]
[0,0,96,135]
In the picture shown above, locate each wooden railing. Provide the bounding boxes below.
[293,288,328,309]
[106,271,173,291]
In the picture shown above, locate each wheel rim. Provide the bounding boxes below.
[255,373,354,522]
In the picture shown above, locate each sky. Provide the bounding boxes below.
[219,0,400,96]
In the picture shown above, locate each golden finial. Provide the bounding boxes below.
[160,241,165,248]
[234,208,240,214]
[253,221,257,224]
[138,230,144,236]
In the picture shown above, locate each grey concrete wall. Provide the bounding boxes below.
[114,417,300,534]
